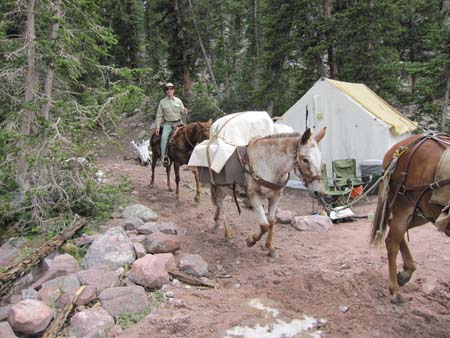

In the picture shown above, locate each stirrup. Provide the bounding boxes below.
[162,156,170,167]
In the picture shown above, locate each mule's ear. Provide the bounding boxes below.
[301,128,312,144]
[314,127,327,144]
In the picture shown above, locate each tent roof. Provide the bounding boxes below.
[327,79,417,135]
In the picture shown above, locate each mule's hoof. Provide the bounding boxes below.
[390,293,406,305]
[268,250,279,258]
[246,236,256,247]
[397,271,411,287]
[194,196,200,203]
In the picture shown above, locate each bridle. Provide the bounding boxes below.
[171,122,209,149]
[238,137,322,191]
[292,140,322,187]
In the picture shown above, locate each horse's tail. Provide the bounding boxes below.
[370,180,389,246]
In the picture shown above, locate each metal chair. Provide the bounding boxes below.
[331,158,372,202]
[319,163,352,210]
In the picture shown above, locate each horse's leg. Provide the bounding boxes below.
[150,161,156,187]
[246,195,270,249]
[174,163,181,200]
[150,149,157,187]
[165,163,173,192]
[192,168,201,203]
[385,211,409,305]
[397,239,416,287]
[265,193,282,257]
[385,199,417,305]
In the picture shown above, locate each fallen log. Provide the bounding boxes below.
[42,285,86,338]
[168,269,216,289]
[0,216,87,298]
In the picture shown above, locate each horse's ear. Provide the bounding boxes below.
[206,118,213,126]
[301,128,312,144]
[314,127,327,144]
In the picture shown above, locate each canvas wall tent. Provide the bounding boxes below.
[277,77,417,178]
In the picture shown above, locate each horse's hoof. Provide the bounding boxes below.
[390,293,405,305]
[168,188,173,192]
[267,250,279,258]
[397,271,411,287]
[194,196,200,203]
[246,236,256,247]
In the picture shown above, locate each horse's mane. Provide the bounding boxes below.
[258,132,300,140]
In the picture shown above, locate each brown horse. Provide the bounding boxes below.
[210,127,326,257]
[370,132,450,304]
[150,120,212,201]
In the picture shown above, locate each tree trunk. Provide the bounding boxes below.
[174,0,192,98]
[410,0,417,94]
[323,0,337,78]
[187,0,222,99]
[16,0,37,193]
[41,0,62,121]
[441,73,450,132]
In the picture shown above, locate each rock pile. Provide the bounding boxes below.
[0,203,210,338]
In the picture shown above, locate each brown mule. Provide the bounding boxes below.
[150,120,212,202]
[370,132,450,304]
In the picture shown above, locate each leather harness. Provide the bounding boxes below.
[387,133,450,224]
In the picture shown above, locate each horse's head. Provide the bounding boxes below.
[295,127,327,198]
[193,119,212,144]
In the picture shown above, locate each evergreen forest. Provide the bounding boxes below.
[1,0,449,232]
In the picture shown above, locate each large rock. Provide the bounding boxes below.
[82,227,136,270]
[32,253,80,289]
[128,254,170,289]
[38,274,81,307]
[143,232,180,254]
[99,286,148,318]
[77,269,120,291]
[0,239,25,267]
[121,204,158,222]
[180,254,209,277]
[124,216,144,231]
[292,215,334,232]
[0,322,17,338]
[8,299,54,335]
[69,307,114,338]
[276,209,297,224]
[137,222,178,235]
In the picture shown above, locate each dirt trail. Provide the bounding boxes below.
[97,121,450,338]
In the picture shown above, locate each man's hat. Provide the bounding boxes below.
[164,82,175,88]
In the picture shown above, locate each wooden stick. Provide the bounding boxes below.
[42,285,86,338]
[168,269,216,289]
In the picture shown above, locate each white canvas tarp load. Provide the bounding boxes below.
[188,111,275,173]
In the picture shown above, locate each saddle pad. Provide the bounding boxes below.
[198,147,246,185]
[430,146,450,205]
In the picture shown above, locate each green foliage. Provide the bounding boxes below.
[115,304,153,329]
[62,240,87,263]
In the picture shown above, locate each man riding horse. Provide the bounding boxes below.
[154,82,187,167]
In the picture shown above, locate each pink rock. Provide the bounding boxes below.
[8,299,54,335]
[128,254,170,289]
